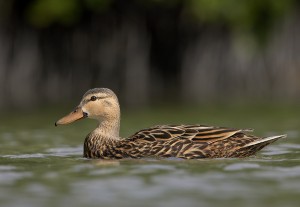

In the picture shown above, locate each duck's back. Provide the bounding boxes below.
[116,125,285,159]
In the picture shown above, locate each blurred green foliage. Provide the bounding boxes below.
[85,0,112,12]
[26,0,82,26]
[14,0,294,43]
[22,1,294,24]
[25,0,113,27]
[23,0,112,27]
[0,0,295,43]
[187,0,295,43]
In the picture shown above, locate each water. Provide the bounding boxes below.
[0,105,299,207]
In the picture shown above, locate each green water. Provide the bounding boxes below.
[0,104,299,207]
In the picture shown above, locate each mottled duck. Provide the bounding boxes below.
[55,88,286,159]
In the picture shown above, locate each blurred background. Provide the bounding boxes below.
[1,2,300,207]
[0,0,300,111]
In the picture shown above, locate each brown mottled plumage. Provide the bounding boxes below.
[55,88,286,159]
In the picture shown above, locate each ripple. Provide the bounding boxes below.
[46,146,82,157]
[224,163,261,171]
[0,146,82,159]
[0,171,32,185]
[130,164,176,174]
[254,166,300,179]
[262,143,300,156]
[0,165,16,171]
[2,153,46,159]
[280,143,300,149]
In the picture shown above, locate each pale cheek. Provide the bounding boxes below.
[83,104,103,117]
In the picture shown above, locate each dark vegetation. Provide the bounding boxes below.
[0,0,299,110]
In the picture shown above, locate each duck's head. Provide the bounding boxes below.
[55,88,120,126]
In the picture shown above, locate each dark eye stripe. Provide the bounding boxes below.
[83,95,108,104]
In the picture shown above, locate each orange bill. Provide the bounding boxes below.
[55,107,87,126]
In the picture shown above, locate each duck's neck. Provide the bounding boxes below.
[93,117,120,139]
[84,117,121,159]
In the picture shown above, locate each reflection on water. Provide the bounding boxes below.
[0,107,299,207]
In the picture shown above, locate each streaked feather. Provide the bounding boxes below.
[85,124,286,159]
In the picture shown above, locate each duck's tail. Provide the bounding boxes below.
[242,134,287,148]
[234,134,286,157]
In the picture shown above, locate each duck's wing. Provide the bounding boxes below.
[127,124,253,144]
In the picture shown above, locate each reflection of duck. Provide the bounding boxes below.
[55,88,286,159]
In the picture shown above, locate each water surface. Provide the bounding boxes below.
[0,105,299,207]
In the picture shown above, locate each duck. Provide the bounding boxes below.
[55,88,286,159]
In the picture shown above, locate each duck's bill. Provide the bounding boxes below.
[55,107,88,126]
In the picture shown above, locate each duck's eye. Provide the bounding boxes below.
[90,96,97,101]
